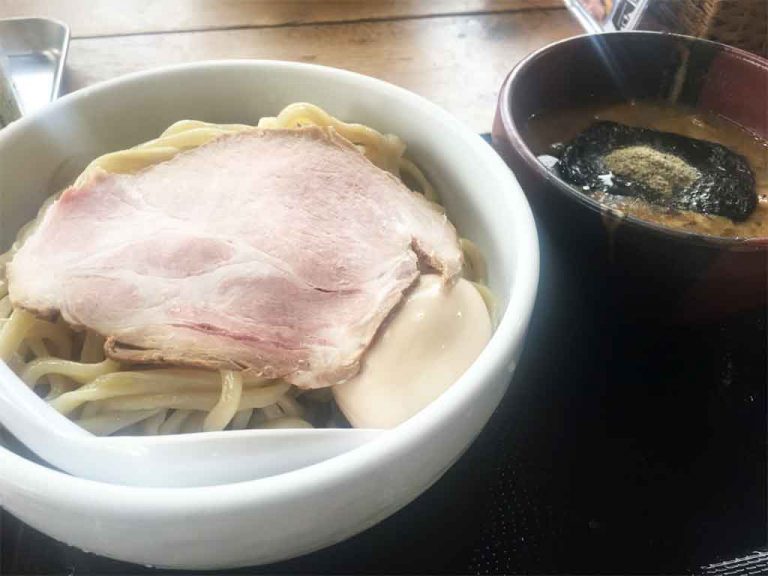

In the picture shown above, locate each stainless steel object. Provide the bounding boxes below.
[0,50,22,126]
[0,17,69,124]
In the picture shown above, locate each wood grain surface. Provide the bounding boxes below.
[0,0,565,38]
[0,1,580,131]
[62,9,579,132]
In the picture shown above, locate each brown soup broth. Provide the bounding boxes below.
[526,101,768,239]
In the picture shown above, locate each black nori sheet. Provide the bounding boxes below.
[556,121,757,221]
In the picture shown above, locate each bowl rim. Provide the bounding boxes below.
[0,59,539,506]
[496,30,768,249]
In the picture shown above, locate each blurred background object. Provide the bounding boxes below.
[567,0,767,56]
[0,17,68,124]
[0,48,22,127]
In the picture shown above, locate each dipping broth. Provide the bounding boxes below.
[527,101,768,238]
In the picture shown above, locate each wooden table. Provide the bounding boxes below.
[1,0,581,133]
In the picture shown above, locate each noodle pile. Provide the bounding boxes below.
[0,103,489,436]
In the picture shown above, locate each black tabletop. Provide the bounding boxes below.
[2,137,766,575]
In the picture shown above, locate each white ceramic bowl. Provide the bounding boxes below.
[0,61,538,569]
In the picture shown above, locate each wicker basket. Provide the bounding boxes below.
[640,0,767,57]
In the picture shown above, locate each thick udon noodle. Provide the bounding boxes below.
[0,103,490,436]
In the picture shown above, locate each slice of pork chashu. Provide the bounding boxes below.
[8,127,462,388]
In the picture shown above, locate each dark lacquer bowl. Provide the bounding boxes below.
[493,31,767,322]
